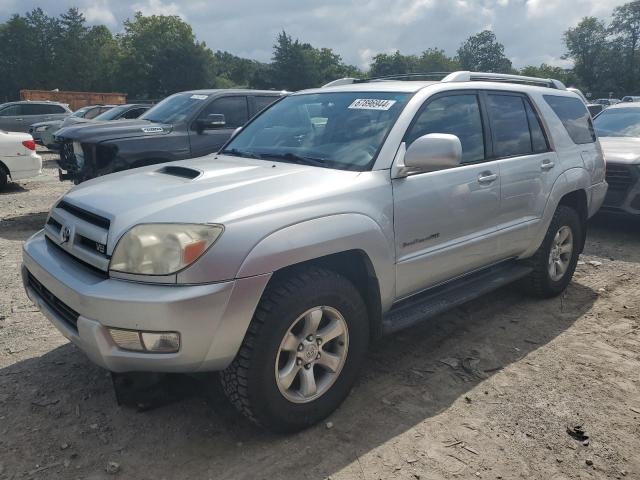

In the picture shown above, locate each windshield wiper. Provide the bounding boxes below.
[257,152,328,167]
[222,148,263,159]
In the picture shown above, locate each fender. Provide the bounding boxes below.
[521,167,591,258]
[237,214,396,308]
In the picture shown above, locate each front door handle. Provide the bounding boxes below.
[478,172,498,184]
[541,159,555,171]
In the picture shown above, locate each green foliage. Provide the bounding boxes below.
[457,30,513,73]
[2,2,640,102]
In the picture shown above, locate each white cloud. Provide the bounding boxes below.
[83,1,117,26]
[130,0,184,18]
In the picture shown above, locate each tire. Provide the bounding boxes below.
[221,266,369,432]
[0,168,7,189]
[521,205,582,298]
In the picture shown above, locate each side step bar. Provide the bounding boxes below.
[382,261,532,334]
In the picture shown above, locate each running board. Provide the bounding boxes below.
[382,261,532,334]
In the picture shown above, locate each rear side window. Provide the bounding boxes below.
[544,95,596,144]
[254,96,278,114]
[43,104,66,114]
[405,94,485,163]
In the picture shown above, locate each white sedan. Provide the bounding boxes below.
[0,130,42,188]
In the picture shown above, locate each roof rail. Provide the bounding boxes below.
[322,71,567,90]
[442,71,566,90]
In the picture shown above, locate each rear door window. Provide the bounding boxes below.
[21,104,48,115]
[543,95,596,144]
[198,96,249,128]
[486,94,532,157]
[43,104,66,114]
[254,96,279,114]
[405,94,486,164]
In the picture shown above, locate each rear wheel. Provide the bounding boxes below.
[521,205,582,298]
[221,266,369,432]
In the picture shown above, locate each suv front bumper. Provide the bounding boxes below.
[22,230,270,373]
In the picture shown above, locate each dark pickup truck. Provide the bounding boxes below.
[55,89,283,182]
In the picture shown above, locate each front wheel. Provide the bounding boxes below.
[521,205,582,298]
[221,266,369,432]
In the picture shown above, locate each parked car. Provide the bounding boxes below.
[621,96,640,103]
[22,72,606,432]
[0,130,42,187]
[29,105,113,150]
[54,90,281,183]
[0,101,71,133]
[593,102,640,216]
[593,98,620,107]
[566,87,603,116]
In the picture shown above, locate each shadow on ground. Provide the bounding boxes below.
[0,211,47,241]
[0,280,597,480]
[586,213,640,263]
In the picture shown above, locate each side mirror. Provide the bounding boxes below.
[196,113,226,132]
[403,133,462,173]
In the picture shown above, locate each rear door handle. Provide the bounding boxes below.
[478,172,498,184]
[541,159,555,171]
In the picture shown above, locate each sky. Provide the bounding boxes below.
[0,0,630,69]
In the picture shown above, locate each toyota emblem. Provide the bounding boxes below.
[61,226,71,244]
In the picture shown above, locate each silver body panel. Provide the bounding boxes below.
[23,80,607,372]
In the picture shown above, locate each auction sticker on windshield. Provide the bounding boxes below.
[190,94,208,100]
[348,99,396,110]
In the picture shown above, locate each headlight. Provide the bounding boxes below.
[35,126,49,132]
[109,224,223,275]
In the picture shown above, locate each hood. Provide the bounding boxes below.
[62,155,363,244]
[55,119,172,143]
[599,137,640,165]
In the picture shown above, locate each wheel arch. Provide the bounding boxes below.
[237,214,396,339]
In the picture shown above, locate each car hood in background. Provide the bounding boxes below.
[599,137,640,165]
[55,120,173,143]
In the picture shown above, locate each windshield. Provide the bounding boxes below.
[222,91,410,171]
[94,105,131,121]
[140,93,209,124]
[594,108,640,137]
[71,106,92,118]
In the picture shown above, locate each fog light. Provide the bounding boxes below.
[108,329,180,353]
[141,332,180,353]
[109,329,144,351]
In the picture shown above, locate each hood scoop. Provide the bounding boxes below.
[156,165,202,180]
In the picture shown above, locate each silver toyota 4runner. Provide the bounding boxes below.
[22,72,607,432]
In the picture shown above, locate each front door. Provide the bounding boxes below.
[189,96,249,157]
[393,92,503,299]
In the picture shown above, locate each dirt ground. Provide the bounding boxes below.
[1,152,639,480]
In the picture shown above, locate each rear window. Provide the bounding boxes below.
[544,95,596,144]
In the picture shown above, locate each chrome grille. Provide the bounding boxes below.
[44,200,111,272]
[605,163,634,191]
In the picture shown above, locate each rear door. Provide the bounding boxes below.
[189,95,249,157]
[392,91,504,298]
[21,103,51,127]
[482,91,559,256]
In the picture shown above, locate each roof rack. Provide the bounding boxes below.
[322,71,566,90]
[442,71,566,89]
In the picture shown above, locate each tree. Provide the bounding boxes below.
[416,48,460,72]
[369,51,417,77]
[563,17,610,95]
[457,30,513,73]
[116,12,216,99]
[610,1,640,91]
